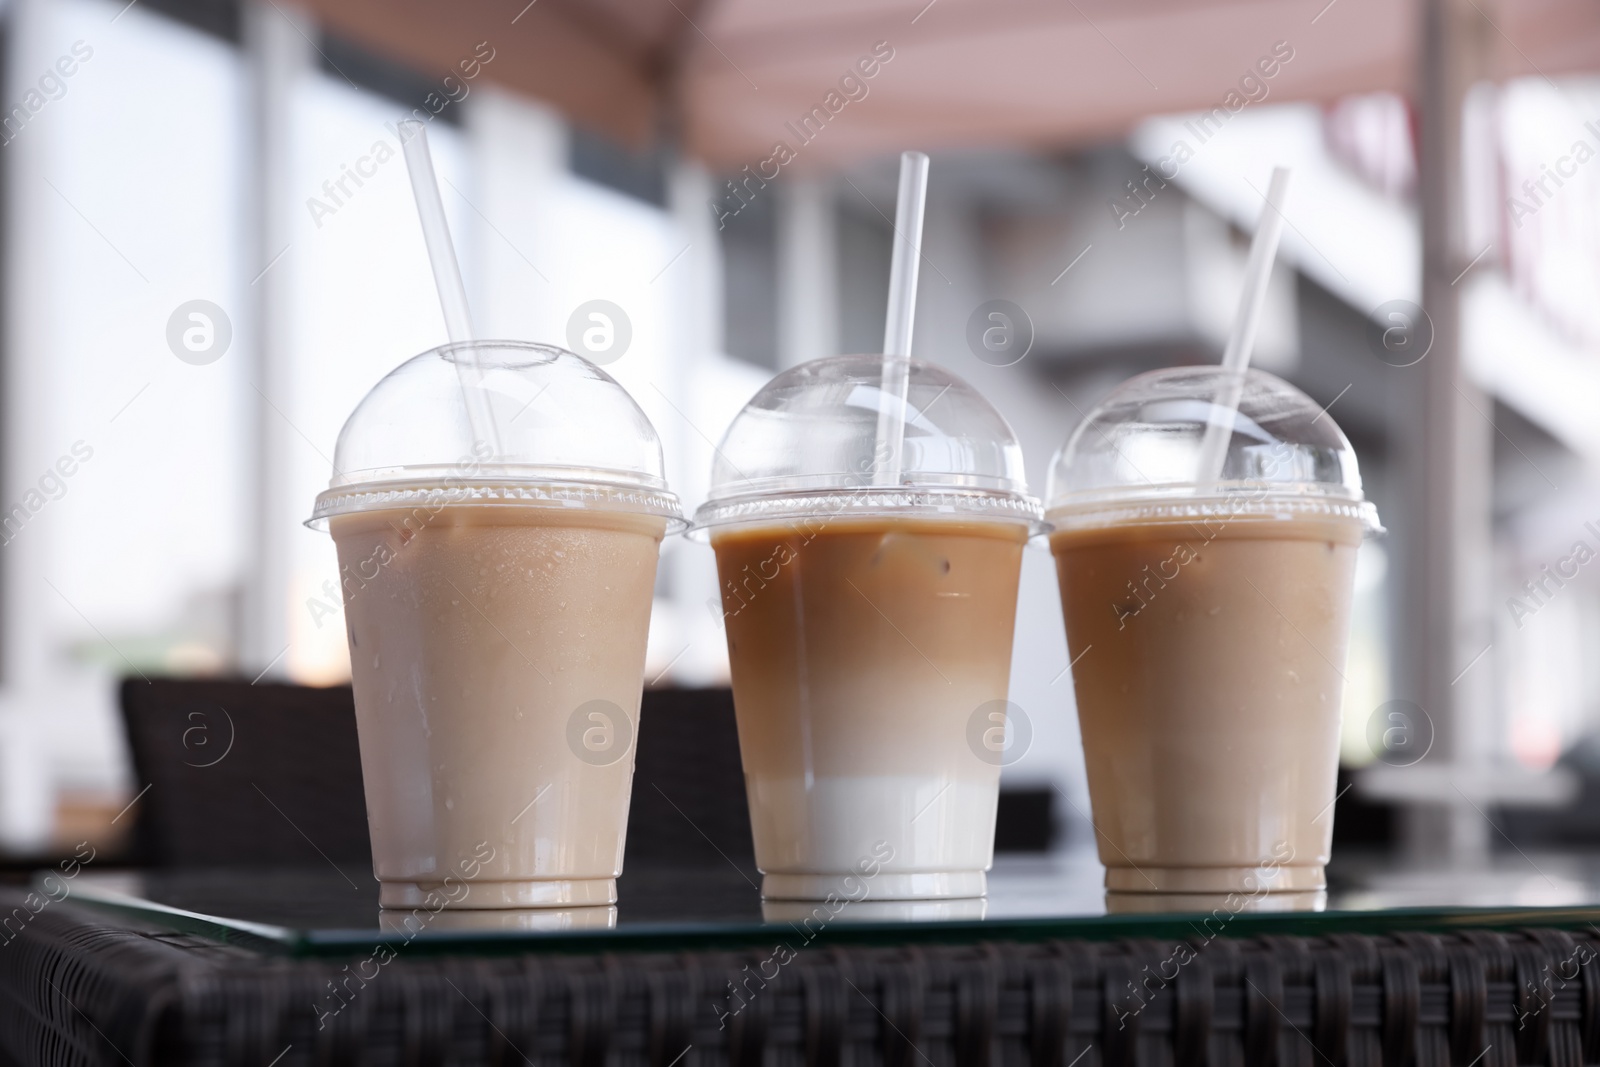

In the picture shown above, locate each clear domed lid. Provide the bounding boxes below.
[309,341,682,529]
[692,355,1042,532]
[1046,367,1380,531]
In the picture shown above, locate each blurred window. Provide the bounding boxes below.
[1497,78,1600,352]
[42,0,246,676]
[1323,91,1416,199]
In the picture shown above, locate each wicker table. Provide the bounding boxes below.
[5,855,1600,1067]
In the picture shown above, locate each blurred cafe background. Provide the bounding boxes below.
[1,0,1599,887]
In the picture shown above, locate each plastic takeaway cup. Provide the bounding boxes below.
[308,341,682,909]
[1046,367,1380,896]
[692,354,1043,901]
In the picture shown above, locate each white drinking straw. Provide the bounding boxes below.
[873,151,931,486]
[1194,166,1292,486]
[399,119,502,455]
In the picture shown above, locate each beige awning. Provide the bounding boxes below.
[301,0,1600,166]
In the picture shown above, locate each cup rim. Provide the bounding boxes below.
[1044,492,1382,537]
[688,485,1046,542]
[307,475,686,533]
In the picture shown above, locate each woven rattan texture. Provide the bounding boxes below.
[1,898,1597,1067]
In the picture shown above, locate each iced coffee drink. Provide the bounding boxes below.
[714,518,1026,898]
[333,506,664,907]
[311,342,682,908]
[1046,367,1379,895]
[695,356,1042,900]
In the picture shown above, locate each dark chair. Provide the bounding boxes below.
[119,679,1047,874]
[118,678,372,871]
[623,687,755,869]
[118,678,755,872]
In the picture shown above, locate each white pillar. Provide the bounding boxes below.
[0,0,58,851]
[239,0,312,677]
[464,86,567,342]
[3,0,54,695]
[1404,0,1496,861]
[669,162,725,364]
[661,160,733,686]
[776,177,838,367]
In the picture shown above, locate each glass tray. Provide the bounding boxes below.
[51,848,1600,957]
